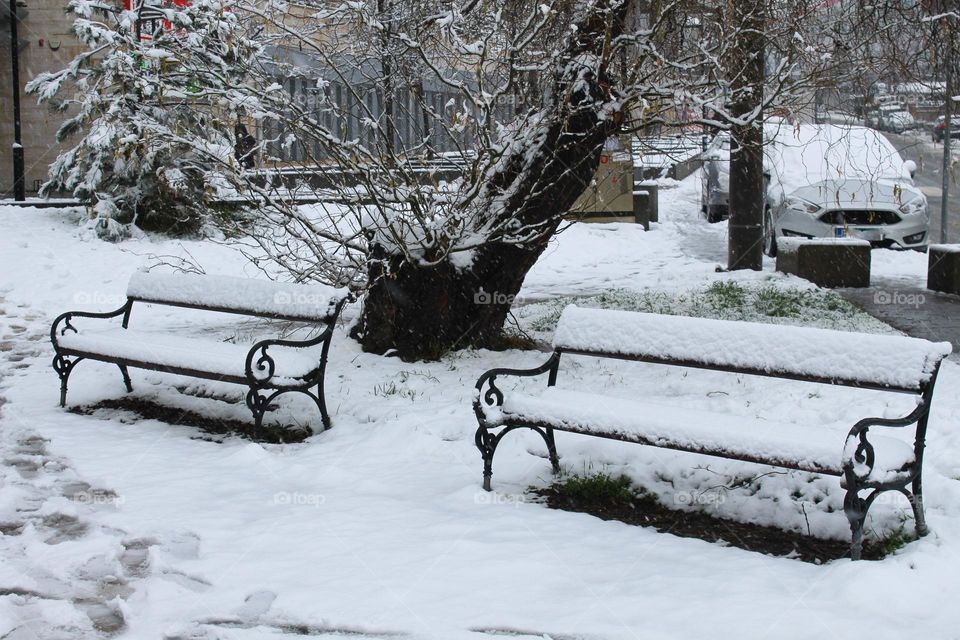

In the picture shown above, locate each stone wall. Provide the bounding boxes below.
[1,0,82,195]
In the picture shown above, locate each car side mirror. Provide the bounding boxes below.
[903,160,917,178]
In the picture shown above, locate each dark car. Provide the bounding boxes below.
[933,115,960,142]
[700,134,730,223]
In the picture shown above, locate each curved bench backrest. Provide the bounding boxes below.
[553,305,952,393]
[126,272,349,323]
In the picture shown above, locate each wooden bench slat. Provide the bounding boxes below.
[127,271,348,322]
[553,305,951,392]
[58,329,321,381]
[486,389,917,478]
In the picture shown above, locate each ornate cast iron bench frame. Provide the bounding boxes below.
[474,323,946,561]
[51,280,349,435]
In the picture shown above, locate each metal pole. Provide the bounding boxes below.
[942,30,953,244]
[9,0,25,201]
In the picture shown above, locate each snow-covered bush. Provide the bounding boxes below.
[27,0,260,235]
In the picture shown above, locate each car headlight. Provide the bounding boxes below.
[784,196,822,214]
[899,195,927,216]
[903,231,926,245]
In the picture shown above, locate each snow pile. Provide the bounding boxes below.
[778,237,871,254]
[930,244,960,254]
[127,271,349,321]
[553,304,951,390]
[489,388,915,477]
[56,329,323,382]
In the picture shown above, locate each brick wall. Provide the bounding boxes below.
[1,0,82,195]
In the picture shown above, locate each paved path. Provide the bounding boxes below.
[840,278,960,361]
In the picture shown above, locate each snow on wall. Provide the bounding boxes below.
[777,237,871,254]
[126,271,349,321]
[930,244,960,254]
[553,305,952,390]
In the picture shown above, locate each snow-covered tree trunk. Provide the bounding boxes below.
[352,4,626,358]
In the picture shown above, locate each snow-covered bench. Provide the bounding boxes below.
[51,272,350,434]
[474,305,952,560]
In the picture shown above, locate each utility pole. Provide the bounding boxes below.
[942,24,953,244]
[8,0,25,201]
[727,0,765,270]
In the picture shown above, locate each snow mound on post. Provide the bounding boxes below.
[777,237,870,254]
[127,271,349,321]
[553,305,951,391]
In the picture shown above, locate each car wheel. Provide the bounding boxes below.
[762,208,777,258]
[707,206,723,224]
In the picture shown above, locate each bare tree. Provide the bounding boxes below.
[224,0,893,358]
[37,0,896,358]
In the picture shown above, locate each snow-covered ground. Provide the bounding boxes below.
[2,174,960,639]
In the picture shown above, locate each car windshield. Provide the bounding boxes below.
[764,121,908,194]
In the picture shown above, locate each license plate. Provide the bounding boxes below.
[851,228,884,241]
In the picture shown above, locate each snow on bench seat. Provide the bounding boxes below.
[485,388,915,477]
[57,329,321,382]
[127,271,348,322]
[553,305,952,391]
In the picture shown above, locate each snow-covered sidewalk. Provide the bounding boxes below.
[2,175,960,639]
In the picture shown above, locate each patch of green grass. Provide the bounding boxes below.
[873,525,913,557]
[552,471,642,504]
[372,381,421,401]
[754,285,804,317]
[517,280,889,336]
[702,281,748,311]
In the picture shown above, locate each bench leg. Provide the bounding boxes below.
[844,486,868,561]
[52,355,82,407]
[245,389,269,438]
[118,365,133,393]
[316,383,332,431]
[906,476,929,537]
[475,428,496,492]
[545,428,561,475]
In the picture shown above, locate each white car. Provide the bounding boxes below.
[881,110,915,133]
[814,110,859,126]
[763,122,927,256]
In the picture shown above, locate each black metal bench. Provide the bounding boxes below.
[51,271,350,434]
[474,305,951,559]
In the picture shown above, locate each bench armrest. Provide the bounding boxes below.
[245,324,342,390]
[843,399,929,482]
[473,352,560,422]
[50,302,132,350]
[245,297,346,388]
